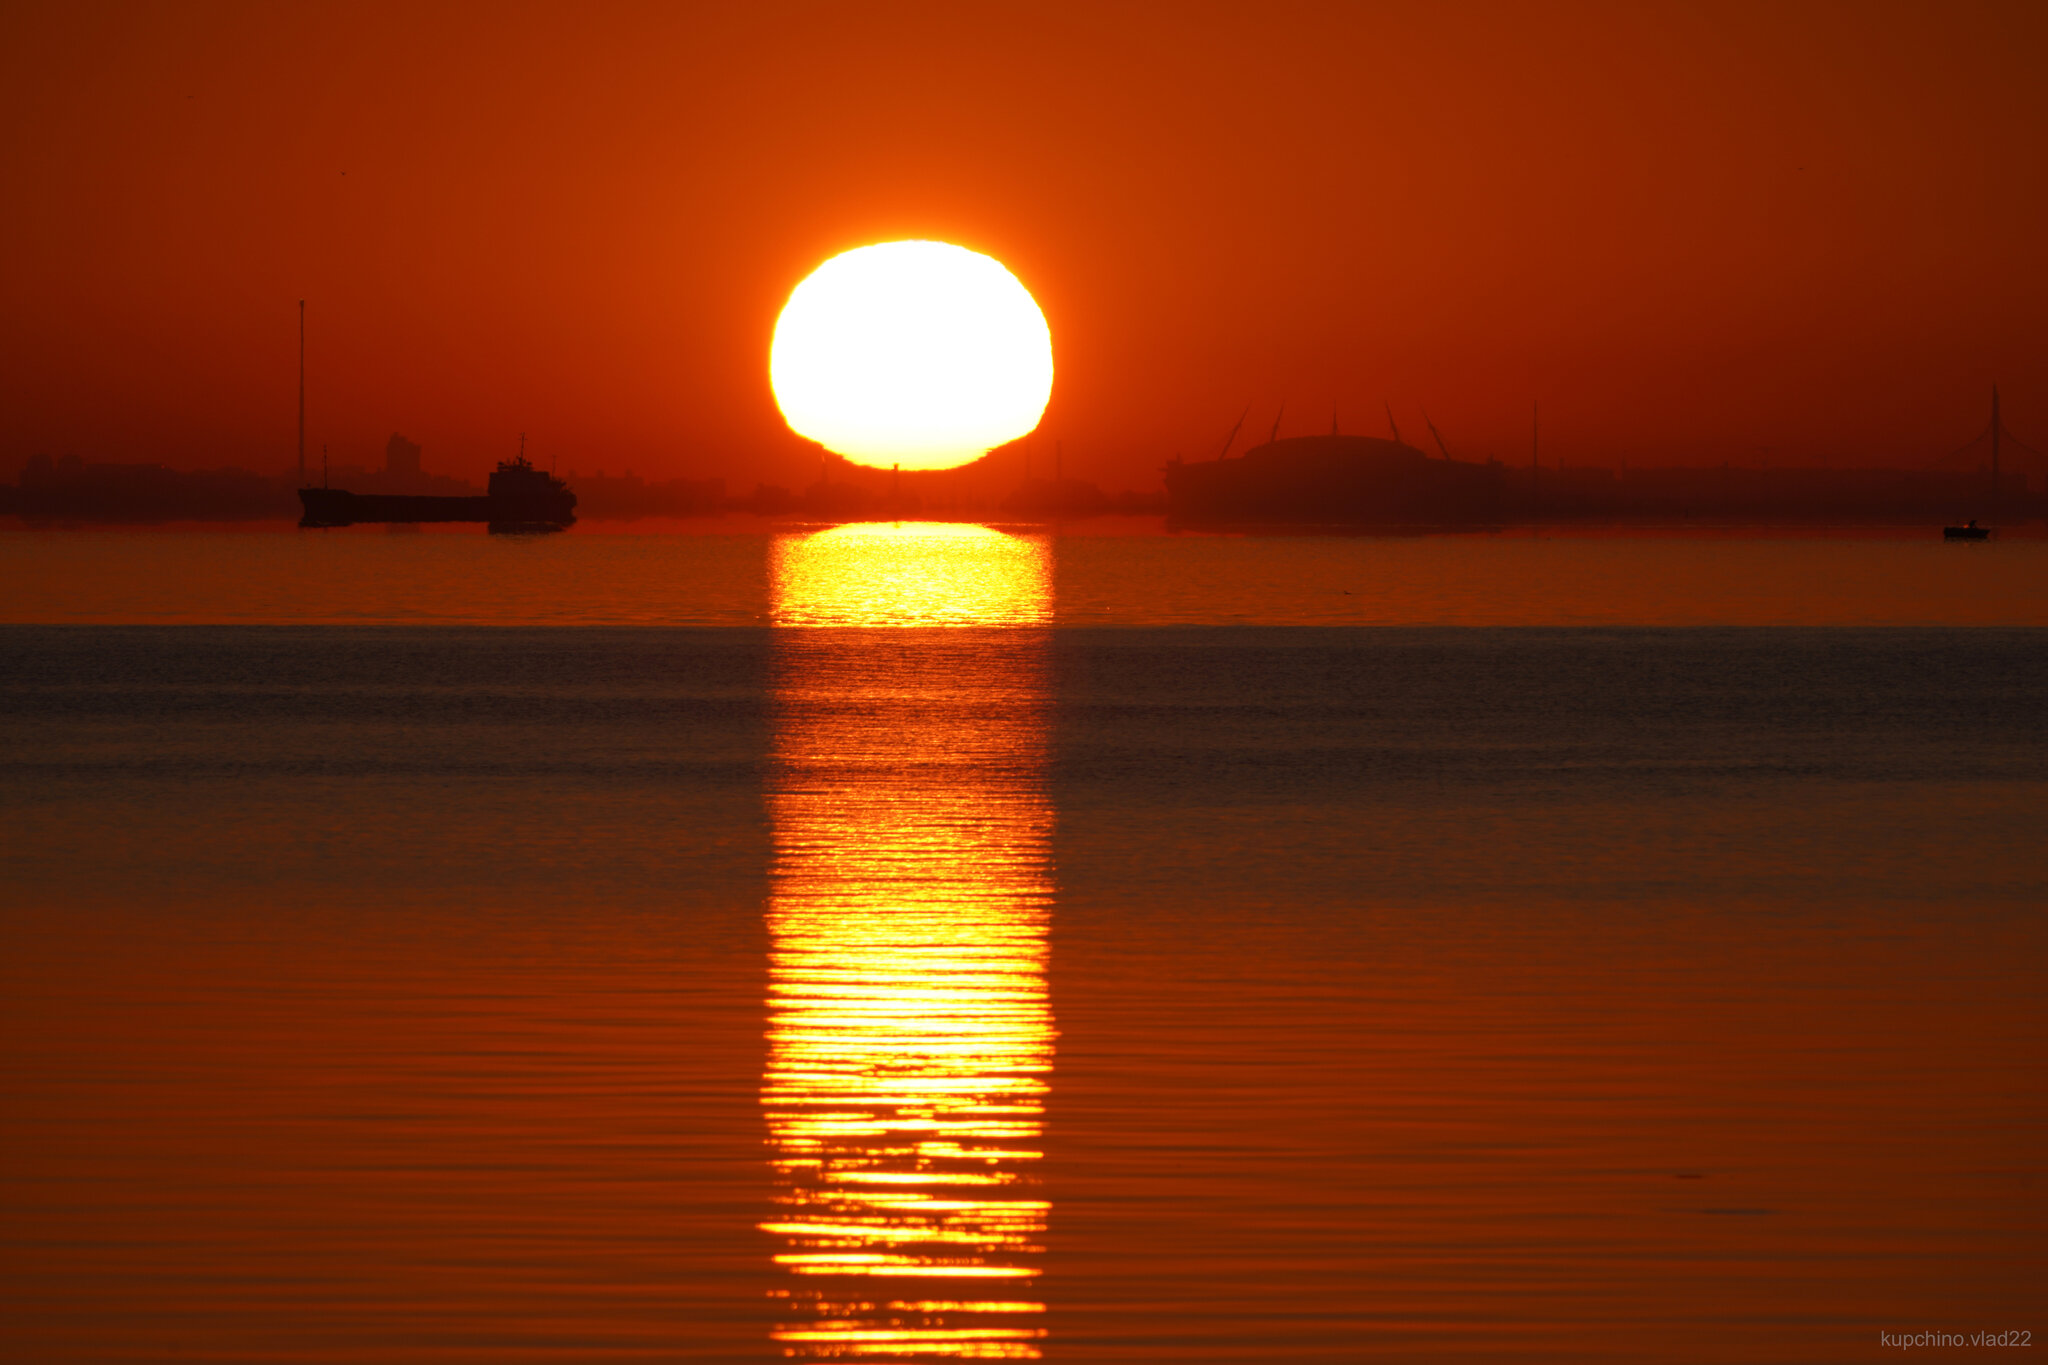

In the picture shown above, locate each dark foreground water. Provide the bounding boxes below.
[3,624,2043,1362]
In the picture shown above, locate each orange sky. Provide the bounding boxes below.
[4,0,2046,490]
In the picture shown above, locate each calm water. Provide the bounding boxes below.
[6,520,2048,625]
[3,527,2044,1361]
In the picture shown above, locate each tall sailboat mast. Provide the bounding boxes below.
[297,300,306,487]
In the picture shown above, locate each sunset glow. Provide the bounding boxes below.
[770,242,1053,472]
[10,6,2046,1361]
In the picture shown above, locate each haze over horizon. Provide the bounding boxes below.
[5,0,2046,490]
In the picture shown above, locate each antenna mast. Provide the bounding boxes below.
[297,300,306,486]
[1992,385,2001,528]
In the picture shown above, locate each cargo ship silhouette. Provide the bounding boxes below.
[289,303,574,533]
[299,450,577,532]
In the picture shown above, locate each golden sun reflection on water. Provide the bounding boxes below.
[765,523,1056,1361]
[771,522,1052,628]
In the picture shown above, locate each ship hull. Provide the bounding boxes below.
[298,488,574,532]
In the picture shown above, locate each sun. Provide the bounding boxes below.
[770,241,1053,472]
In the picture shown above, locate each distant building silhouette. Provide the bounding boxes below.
[1166,434,1504,526]
[1001,476,1113,518]
[569,470,727,519]
[384,433,423,482]
[2,454,288,521]
[353,438,476,498]
[1163,431,2045,528]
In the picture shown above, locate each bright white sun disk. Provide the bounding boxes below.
[770,241,1053,472]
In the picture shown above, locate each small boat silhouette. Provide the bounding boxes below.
[1942,519,1991,541]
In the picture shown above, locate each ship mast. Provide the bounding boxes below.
[297,300,306,487]
[1991,385,2001,528]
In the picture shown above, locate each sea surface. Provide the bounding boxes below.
[2,525,2044,1362]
